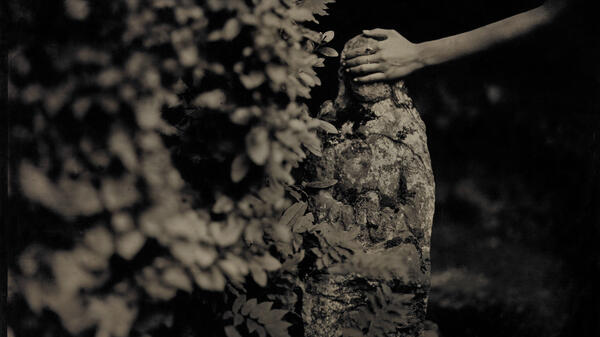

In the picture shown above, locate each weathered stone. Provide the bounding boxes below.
[303,35,435,337]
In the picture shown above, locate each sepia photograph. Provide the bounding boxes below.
[4,0,599,337]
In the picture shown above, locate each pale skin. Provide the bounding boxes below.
[342,0,567,83]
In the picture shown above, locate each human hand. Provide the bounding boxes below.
[342,29,425,83]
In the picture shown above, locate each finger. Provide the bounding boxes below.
[353,72,387,83]
[343,54,381,67]
[342,45,379,60]
[362,29,391,40]
[345,63,383,75]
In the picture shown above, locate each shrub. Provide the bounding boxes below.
[7,1,340,336]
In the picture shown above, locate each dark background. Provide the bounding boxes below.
[310,1,599,336]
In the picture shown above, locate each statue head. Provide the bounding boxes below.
[340,35,395,103]
[325,34,410,117]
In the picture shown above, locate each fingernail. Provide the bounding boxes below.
[353,78,358,82]
[342,61,346,66]
[345,69,350,73]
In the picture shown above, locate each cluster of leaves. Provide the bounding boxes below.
[223,295,291,337]
[343,284,418,337]
[7,0,341,336]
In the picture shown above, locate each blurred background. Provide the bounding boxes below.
[310,0,599,336]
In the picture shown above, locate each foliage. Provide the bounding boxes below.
[223,295,291,337]
[7,0,346,336]
[343,284,418,337]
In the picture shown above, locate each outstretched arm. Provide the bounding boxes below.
[342,0,567,83]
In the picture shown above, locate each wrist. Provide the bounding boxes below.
[415,40,444,67]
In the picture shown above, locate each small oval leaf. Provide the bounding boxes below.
[224,326,242,337]
[304,179,338,189]
[246,127,270,165]
[317,47,338,58]
[318,120,338,134]
[321,30,335,43]
[231,155,249,183]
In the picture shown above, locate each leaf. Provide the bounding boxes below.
[257,254,282,271]
[292,214,315,233]
[240,71,266,89]
[297,0,335,16]
[318,120,338,134]
[210,220,244,247]
[116,231,146,260]
[109,128,137,170]
[310,247,323,257]
[134,96,161,129]
[193,266,226,291]
[298,72,315,87]
[266,65,287,85]
[288,189,302,201]
[287,8,316,22]
[213,195,234,214]
[244,220,264,245]
[317,46,338,57]
[246,126,270,165]
[170,242,217,268]
[272,223,292,244]
[265,321,293,337]
[231,154,250,183]
[282,250,305,271]
[304,179,337,189]
[224,326,242,337]
[258,309,288,325]
[162,266,192,292]
[218,254,249,282]
[256,325,267,337]
[194,89,226,109]
[278,202,307,227]
[231,107,252,125]
[302,29,324,43]
[241,298,258,316]
[247,319,261,333]
[250,262,268,287]
[178,46,199,67]
[303,139,322,157]
[381,284,393,298]
[321,30,335,43]
[251,301,274,319]
[234,313,244,326]
[84,226,114,257]
[233,295,246,313]
[97,68,123,88]
[222,18,241,40]
[65,0,90,20]
[100,176,140,211]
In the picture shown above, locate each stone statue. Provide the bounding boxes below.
[302,35,436,337]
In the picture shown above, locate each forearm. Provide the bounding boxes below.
[417,2,562,66]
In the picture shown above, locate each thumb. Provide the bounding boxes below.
[362,28,390,40]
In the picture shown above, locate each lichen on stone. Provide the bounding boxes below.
[302,34,435,337]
